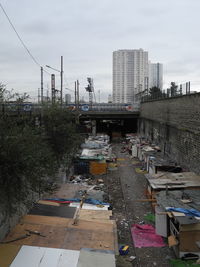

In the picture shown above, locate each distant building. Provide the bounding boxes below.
[65,94,71,104]
[149,62,163,90]
[108,94,112,103]
[113,49,149,103]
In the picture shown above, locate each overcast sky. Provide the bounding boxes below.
[1,0,200,102]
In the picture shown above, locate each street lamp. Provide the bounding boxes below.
[46,56,63,105]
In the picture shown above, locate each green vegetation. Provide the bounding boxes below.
[149,86,163,98]
[0,85,82,211]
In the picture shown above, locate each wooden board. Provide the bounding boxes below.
[0,244,21,267]
[37,200,60,206]
[21,215,70,227]
[90,162,107,175]
[45,184,90,199]
[79,210,112,221]
[179,231,200,251]
[3,219,116,252]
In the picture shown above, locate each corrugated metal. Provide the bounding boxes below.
[10,245,80,267]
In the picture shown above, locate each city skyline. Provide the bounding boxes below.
[1,0,200,102]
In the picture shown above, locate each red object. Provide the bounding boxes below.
[131,224,165,248]
[42,200,71,204]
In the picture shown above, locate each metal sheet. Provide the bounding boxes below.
[10,245,80,267]
[29,204,76,218]
[77,249,115,267]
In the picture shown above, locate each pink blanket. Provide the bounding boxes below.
[131,224,166,248]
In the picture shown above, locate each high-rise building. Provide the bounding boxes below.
[65,94,71,104]
[108,94,112,103]
[113,49,148,103]
[149,63,163,90]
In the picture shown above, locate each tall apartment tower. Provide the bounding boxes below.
[113,49,148,103]
[149,63,163,90]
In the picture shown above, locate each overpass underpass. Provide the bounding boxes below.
[79,111,139,138]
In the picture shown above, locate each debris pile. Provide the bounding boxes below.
[0,134,117,267]
[125,134,200,263]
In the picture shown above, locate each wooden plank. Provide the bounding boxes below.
[62,228,115,251]
[21,215,70,227]
[3,223,67,249]
[0,244,21,267]
[79,210,112,221]
[37,200,60,206]
[3,219,116,252]
[168,235,179,247]
[135,199,156,202]
[179,231,200,251]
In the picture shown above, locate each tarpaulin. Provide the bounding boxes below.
[166,207,200,217]
[131,224,166,248]
[44,198,109,206]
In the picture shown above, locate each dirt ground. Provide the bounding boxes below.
[104,142,175,267]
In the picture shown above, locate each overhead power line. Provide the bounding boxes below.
[0,2,50,75]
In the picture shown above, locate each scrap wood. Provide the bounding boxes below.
[0,244,22,267]
[135,198,156,202]
[37,200,60,206]
[168,235,179,247]
[135,168,148,174]
[0,234,30,244]
[25,229,46,237]
[72,194,86,225]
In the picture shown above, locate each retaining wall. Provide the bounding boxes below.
[139,93,200,173]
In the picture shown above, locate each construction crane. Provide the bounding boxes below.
[85,78,96,108]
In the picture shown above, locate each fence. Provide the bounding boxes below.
[141,82,195,102]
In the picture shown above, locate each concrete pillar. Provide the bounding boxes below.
[92,120,96,136]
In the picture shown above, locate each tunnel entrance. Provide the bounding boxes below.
[96,118,138,137]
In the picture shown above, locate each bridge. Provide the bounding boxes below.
[0,102,140,134]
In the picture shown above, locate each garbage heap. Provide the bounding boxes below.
[125,134,200,263]
[0,134,117,267]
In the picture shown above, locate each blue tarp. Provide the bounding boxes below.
[166,207,200,217]
[45,198,110,206]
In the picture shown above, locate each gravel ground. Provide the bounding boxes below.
[105,143,175,267]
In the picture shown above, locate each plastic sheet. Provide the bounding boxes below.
[166,207,200,217]
[131,224,166,248]
[44,198,109,206]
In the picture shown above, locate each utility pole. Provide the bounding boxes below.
[41,67,44,104]
[75,81,77,109]
[51,74,56,104]
[77,80,79,110]
[38,88,40,103]
[60,56,63,106]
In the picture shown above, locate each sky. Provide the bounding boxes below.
[1,0,200,102]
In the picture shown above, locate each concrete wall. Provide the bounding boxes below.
[139,93,200,173]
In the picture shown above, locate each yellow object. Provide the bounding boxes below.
[90,161,107,175]
[135,168,148,174]
[117,158,126,161]
[122,245,129,251]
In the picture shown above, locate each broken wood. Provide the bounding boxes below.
[135,199,156,202]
